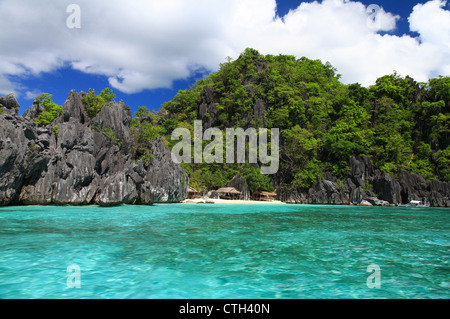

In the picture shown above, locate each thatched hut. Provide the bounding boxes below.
[252,191,277,201]
[187,187,200,199]
[216,187,242,200]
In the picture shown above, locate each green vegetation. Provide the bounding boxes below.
[53,125,59,138]
[91,124,122,148]
[34,93,63,126]
[28,142,40,152]
[82,87,116,118]
[128,48,449,190]
[130,106,166,167]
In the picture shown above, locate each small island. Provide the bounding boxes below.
[0,49,449,207]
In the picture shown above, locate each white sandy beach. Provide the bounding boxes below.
[181,198,286,205]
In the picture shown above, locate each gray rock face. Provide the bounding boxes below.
[276,185,307,204]
[198,86,217,129]
[0,91,188,206]
[349,155,374,188]
[275,156,449,207]
[372,170,401,204]
[59,90,89,124]
[22,97,41,120]
[253,98,266,125]
[365,197,391,207]
[0,93,20,115]
[144,139,189,203]
[0,115,50,205]
[350,187,367,205]
[308,180,348,205]
[228,174,250,200]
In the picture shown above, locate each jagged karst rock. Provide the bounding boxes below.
[144,139,189,203]
[97,172,139,206]
[428,180,450,207]
[1,89,449,207]
[0,114,50,205]
[91,99,133,147]
[58,90,89,124]
[398,170,428,204]
[0,93,20,115]
[242,56,268,85]
[350,187,367,205]
[308,180,348,205]
[253,98,266,125]
[372,170,401,204]
[276,185,307,204]
[272,155,449,207]
[198,86,217,129]
[349,156,374,188]
[228,174,250,200]
[365,197,391,207]
[0,91,188,206]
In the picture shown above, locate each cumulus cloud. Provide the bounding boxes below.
[0,0,449,96]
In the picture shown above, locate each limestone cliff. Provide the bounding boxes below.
[0,91,188,206]
[276,156,450,207]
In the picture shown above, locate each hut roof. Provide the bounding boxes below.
[216,187,241,194]
[261,192,277,196]
[187,187,199,193]
[254,191,277,196]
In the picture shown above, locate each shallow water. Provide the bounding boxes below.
[0,204,448,299]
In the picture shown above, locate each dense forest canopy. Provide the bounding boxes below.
[38,48,450,193]
[128,48,449,192]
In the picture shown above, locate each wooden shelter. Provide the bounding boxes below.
[216,187,242,200]
[187,187,200,199]
[252,191,277,201]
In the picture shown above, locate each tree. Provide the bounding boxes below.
[34,93,63,126]
[82,87,115,118]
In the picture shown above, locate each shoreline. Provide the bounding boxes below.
[181,198,286,205]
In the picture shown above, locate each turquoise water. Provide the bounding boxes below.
[0,204,448,299]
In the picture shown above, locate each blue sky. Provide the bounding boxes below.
[0,0,448,116]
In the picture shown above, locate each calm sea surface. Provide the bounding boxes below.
[0,204,448,299]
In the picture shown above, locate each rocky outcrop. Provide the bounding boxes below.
[198,86,217,129]
[275,156,450,207]
[0,93,20,116]
[1,89,448,207]
[0,91,188,206]
[22,97,42,120]
[253,98,266,125]
[228,174,250,200]
[372,170,401,204]
[0,115,50,205]
[144,139,189,203]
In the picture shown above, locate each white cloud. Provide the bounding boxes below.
[409,0,450,45]
[0,0,449,96]
[24,90,42,100]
